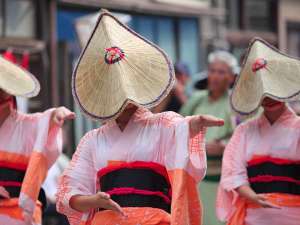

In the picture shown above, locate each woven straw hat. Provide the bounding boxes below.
[231,38,300,115]
[72,10,175,120]
[0,55,40,97]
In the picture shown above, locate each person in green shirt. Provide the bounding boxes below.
[180,50,238,225]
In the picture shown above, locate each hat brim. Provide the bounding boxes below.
[0,56,40,98]
[231,38,300,115]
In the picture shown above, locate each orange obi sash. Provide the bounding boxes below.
[0,198,42,224]
[227,193,300,225]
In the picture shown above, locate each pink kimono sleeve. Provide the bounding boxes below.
[216,124,248,222]
[161,112,206,225]
[57,130,97,225]
[19,109,62,219]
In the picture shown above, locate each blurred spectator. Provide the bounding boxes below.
[194,55,239,91]
[152,62,190,113]
[180,50,238,225]
[42,153,70,225]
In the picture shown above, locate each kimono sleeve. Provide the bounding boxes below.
[216,124,248,222]
[220,124,248,191]
[57,130,97,225]
[162,112,207,182]
[19,109,62,219]
[161,112,206,225]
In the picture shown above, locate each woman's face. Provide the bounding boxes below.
[261,97,285,112]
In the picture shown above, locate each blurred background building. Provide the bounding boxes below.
[0,0,300,155]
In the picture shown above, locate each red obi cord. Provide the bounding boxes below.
[0,161,27,171]
[249,175,300,185]
[247,155,300,167]
[97,161,170,183]
[106,187,171,204]
[0,181,22,187]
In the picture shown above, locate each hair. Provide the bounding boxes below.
[208,51,239,74]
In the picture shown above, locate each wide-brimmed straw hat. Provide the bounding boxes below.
[72,10,175,121]
[231,37,300,115]
[0,55,40,97]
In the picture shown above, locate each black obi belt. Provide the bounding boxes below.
[0,162,47,209]
[98,161,172,213]
[247,156,300,195]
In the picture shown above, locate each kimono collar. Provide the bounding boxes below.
[258,107,296,128]
[131,107,153,122]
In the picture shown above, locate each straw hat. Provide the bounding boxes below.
[0,55,40,97]
[72,10,175,120]
[231,38,300,115]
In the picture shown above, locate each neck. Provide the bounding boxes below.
[116,106,138,131]
[264,105,287,124]
[209,90,225,101]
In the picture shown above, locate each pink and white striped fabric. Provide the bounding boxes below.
[0,109,62,225]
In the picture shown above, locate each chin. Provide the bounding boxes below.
[263,103,284,112]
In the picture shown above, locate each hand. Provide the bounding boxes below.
[0,186,10,199]
[189,115,224,138]
[51,107,75,127]
[70,192,125,216]
[206,140,225,156]
[93,192,124,215]
[251,194,281,209]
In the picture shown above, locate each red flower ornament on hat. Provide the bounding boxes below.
[104,46,125,64]
[252,58,267,72]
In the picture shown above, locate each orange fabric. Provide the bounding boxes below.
[0,198,42,223]
[227,193,300,225]
[21,152,48,200]
[107,160,126,166]
[168,169,202,225]
[0,150,29,169]
[91,207,170,225]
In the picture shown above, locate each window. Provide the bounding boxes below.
[243,0,277,32]
[287,23,300,58]
[226,0,278,32]
[130,15,200,75]
[0,0,36,38]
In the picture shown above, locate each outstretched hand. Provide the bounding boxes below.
[254,195,281,209]
[51,106,75,127]
[189,115,224,138]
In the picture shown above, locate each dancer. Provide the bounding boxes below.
[57,10,224,225]
[0,55,74,225]
[216,38,300,225]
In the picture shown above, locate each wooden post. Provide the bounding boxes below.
[49,0,59,106]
